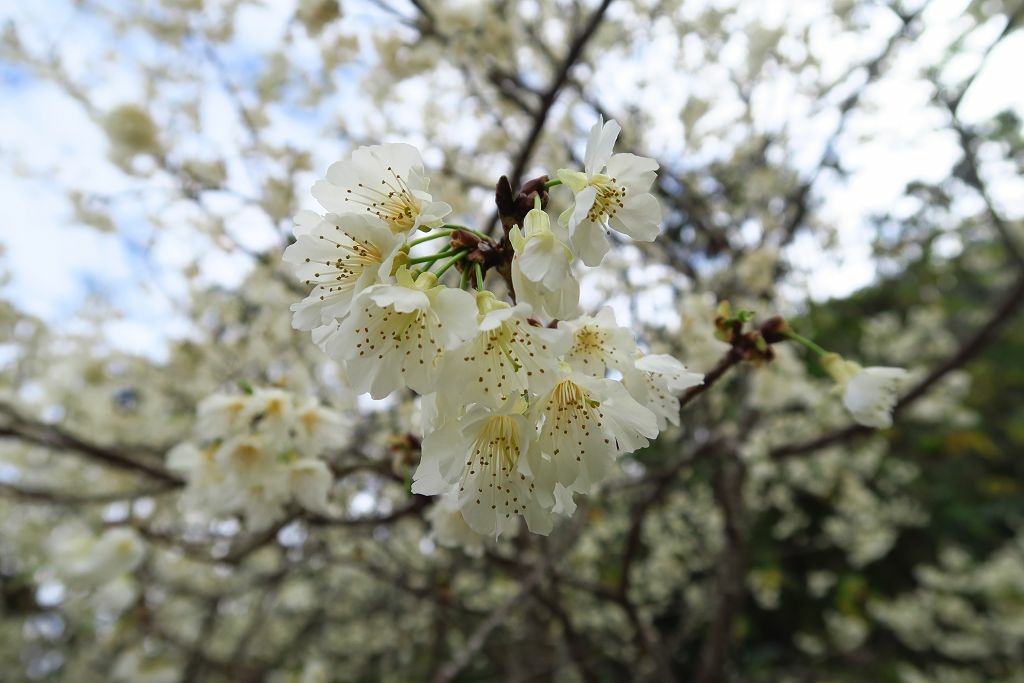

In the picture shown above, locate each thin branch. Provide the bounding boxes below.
[431,517,586,683]
[771,273,1024,459]
[222,514,300,565]
[946,116,1024,269]
[506,0,615,189]
[0,481,176,505]
[948,4,1024,116]
[181,598,222,682]
[307,494,430,527]
[694,448,748,683]
[0,403,182,485]
[678,347,745,410]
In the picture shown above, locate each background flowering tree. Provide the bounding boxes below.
[2,0,1023,681]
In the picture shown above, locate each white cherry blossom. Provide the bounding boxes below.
[509,203,580,319]
[195,393,250,441]
[557,118,661,266]
[240,387,299,449]
[51,526,146,588]
[561,307,639,377]
[412,402,554,537]
[171,389,344,529]
[216,432,290,492]
[439,291,570,407]
[530,371,659,493]
[823,354,909,429]
[325,267,477,398]
[312,143,451,234]
[168,442,233,517]
[292,397,352,455]
[283,210,403,330]
[624,353,705,429]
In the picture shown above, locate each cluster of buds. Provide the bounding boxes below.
[713,301,792,365]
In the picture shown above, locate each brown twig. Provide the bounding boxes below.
[694,448,748,683]
[771,273,1024,459]
[0,481,176,505]
[506,0,616,191]
[945,114,1024,269]
[431,516,586,683]
[678,347,744,410]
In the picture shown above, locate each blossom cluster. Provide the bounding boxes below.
[169,388,348,530]
[283,120,703,537]
[49,525,146,590]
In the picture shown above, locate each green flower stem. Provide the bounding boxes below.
[474,262,484,289]
[434,250,470,278]
[441,224,490,239]
[460,263,471,290]
[543,178,562,189]
[406,230,453,248]
[782,330,830,357]
[407,249,456,265]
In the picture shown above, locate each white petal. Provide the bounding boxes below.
[547,274,581,319]
[413,421,466,494]
[431,287,478,346]
[635,354,704,391]
[293,209,321,235]
[606,152,658,188]
[518,237,563,283]
[570,220,610,267]
[586,119,621,175]
[842,367,908,429]
[413,200,452,230]
[556,169,589,193]
[552,483,577,516]
[366,284,428,313]
[311,179,346,214]
[367,142,424,177]
[609,193,661,241]
[343,350,403,398]
[569,185,598,230]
